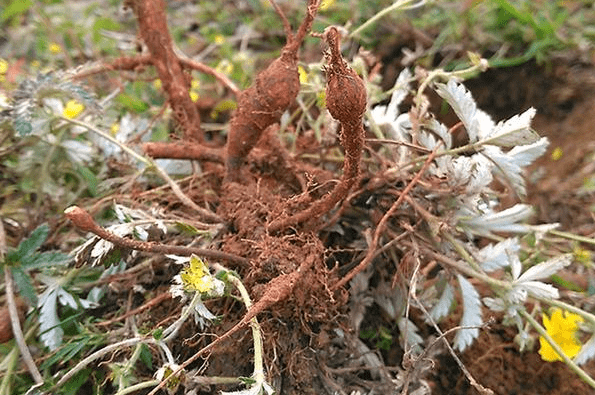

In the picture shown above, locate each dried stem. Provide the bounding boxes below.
[64,206,249,268]
[4,266,43,384]
[332,149,438,290]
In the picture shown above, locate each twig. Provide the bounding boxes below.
[96,292,171,327]
[54,337,146,389]
[333,149,438,290]
[64,206,249,268]
[409,282,494,395]
[3,266,43,384]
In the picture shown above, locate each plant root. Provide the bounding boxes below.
[268,27,367,232]
[224,0,320,181]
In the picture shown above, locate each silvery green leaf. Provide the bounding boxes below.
[516,254,572,282]
[574,335,595,365]
[482,138,549,196]
[454,275,482,351]
[478,238,520,272]
[62,139,94,164]
[385,68,412,117]
[426,118,452,149]
[193,299,218,330]
[526,223,560,243]
[516,280,559,299]
[482,145,526,196]
[506,137,549,167]
[466,154,493,193]
[57,288,78,309]
[429,281,454,322]
[133,226,148,241]
[418,129,441,150]
[507,286,528,304]
[482,297,506,312]
[458,204,534,237]
[38,286,64,351]
[481,108,539,147]
[511,253,522,281]
[398,317,424,352]
[434,80,481,142]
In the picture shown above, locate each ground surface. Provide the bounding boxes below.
[4,5,595,394]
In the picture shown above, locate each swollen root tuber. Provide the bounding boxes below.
[268,27,366,232]
[224,0,320,180]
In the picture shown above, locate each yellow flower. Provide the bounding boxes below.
[213,34,225,45]
[110,122,120,136]
[180,256,214,293]
[215,59,233,76]
[190,79,200,90]
[0,59,8,74]
[63,100,84,119]
[539,308,583,362]
[320,0,336,10]
[298,65,308,84]
[573,246,592,264]
[189,91,199,103]
[49,42,62,54]
[153,79,162,90]
[551,147,563,161]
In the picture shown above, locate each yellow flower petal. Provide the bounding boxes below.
[320,0,335,10]
[63,100,84,119]
[539,308,583,362]
[49,42,62,54]
[0,59,8,74]
[298,65,308,84]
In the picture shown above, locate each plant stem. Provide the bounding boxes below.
[4,266,43,384]
[548,229,595,246]
[54,337,146,389]
[162,292,202,342]
[520,309,595,389]
[534,296,595,328]
[349,0,424,39]
[227,273,267,388]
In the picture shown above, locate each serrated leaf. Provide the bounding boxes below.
[10,266,37,305]
[15,223,49,260]
[454,275,482,351]
[14,119,33,135]
[57,288,79,310]
[38,286,64,350]
[574,335,595,365]
[429,281,454,322]
[516,254,572,282]
[23,251,71,270]
[515,280,559,299]
[481,108,539,147]
[482,138,549,196]
[478,238,521,272]
[398,317,424,350]
[459,203,534,237]
[435,80,482,142]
